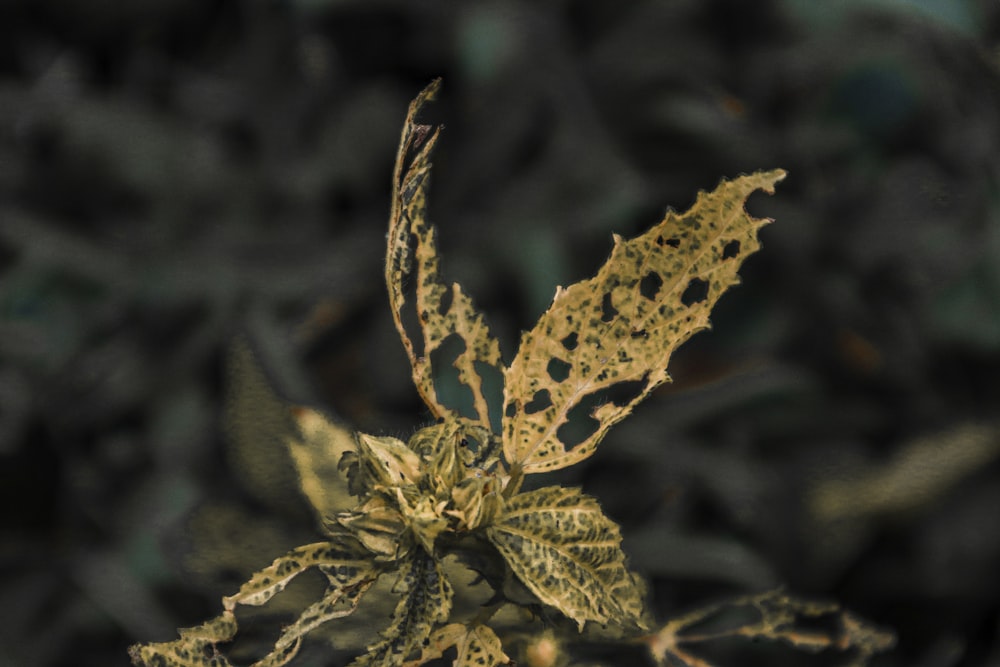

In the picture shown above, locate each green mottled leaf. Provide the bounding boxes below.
[351,550,454,667]
[386,79,504,428]
[487,486,645,630]
[502,170,785,473]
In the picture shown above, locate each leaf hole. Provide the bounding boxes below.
[657,235,681,248]
[600,292,618,322]
[555,394,602,449]
[505,402,517,418]
[680,277,709,307]
[428,333,476,419]
[524,389,553,415]
[639,271,663,301]
[722,239,741,259]
[437,285,454,316]
[546,357,572,383]
[560,332,578,351]
[607,377,648,407]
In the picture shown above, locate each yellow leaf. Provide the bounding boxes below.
[386,79,504,428]
[502,170,785,473]
[487,486,646,631]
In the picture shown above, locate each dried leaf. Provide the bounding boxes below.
[351,550,454,667]
[487,486,646,630]
[287,406,356,525]
[502,170,785,473]
[386,79,504,428]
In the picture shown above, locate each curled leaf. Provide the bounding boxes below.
[487,486,646,631]
[387,79,504,428]
[502,170,785,473]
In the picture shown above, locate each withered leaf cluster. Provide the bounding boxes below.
[130,80,785,667]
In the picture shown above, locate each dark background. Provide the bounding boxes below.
[2,1,1000,665]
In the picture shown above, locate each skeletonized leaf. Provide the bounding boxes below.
[386,79,504,428]
[487,486,645,631]
[502,170,785,473]
[351,550,454,667]
[287,406,356,525]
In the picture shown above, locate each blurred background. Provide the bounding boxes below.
[2,1,999,665]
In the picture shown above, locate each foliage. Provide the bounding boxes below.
[129,81,891,667]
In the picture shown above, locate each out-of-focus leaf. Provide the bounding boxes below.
[287,406,357,525]
[642,589,895,667]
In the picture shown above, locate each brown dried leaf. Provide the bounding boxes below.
[487,486,646,631]
[502,170,785,473]
[386,79,504,428]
